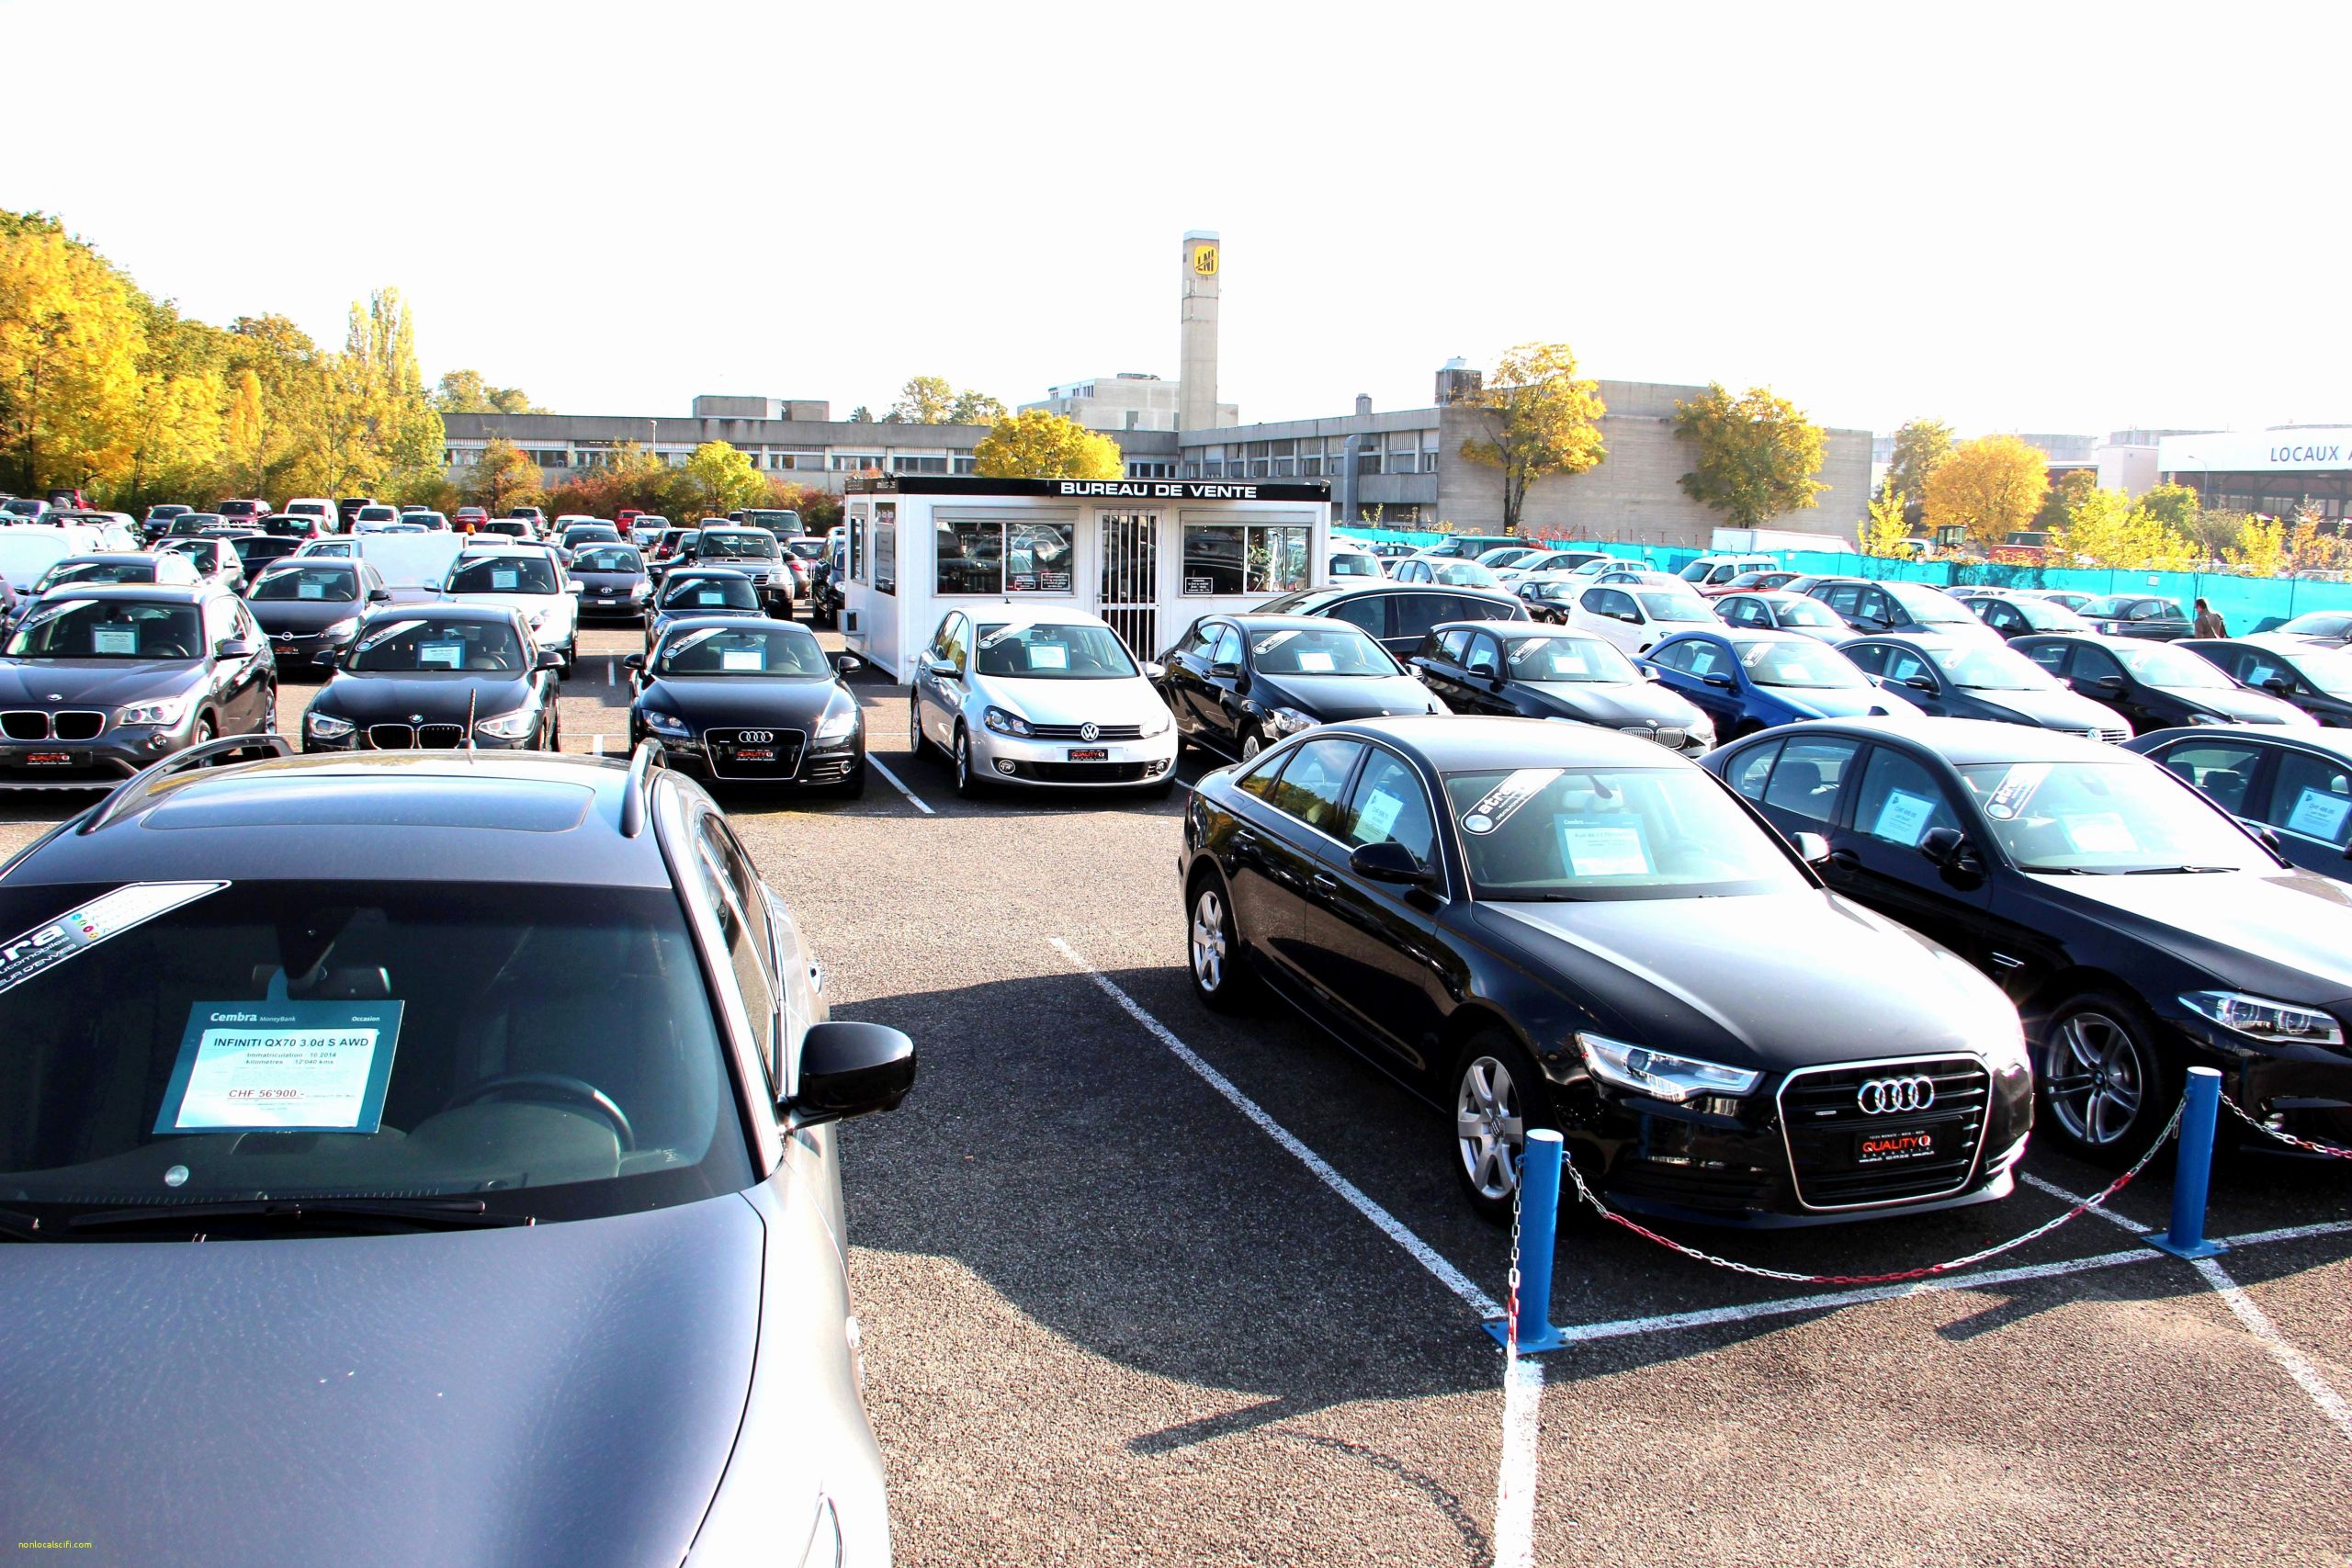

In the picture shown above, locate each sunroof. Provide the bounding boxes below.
[145,776,594,833]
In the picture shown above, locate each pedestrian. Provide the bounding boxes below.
[2193,597,2227,637]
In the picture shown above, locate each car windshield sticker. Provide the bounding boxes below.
[0,881,231,999]
[2286,786,2352,840]
[418,641,462,669]
[1539,645,1591,678]
[1981,763,2048,821]
[1356,788,1406,841]
[1559,817,1653,877]
[1296,649,1336,672]
[354,618,424,653]
[491,569,518,589]
[91,622,139,656]
[18,597,95,632]
[660,626,726,663]
[298,580,325,600]
[2061,810,2137,854]
[153,999,404,1136]
[1460,768,1561,835]
[1251,630,1299,655]
[694,589,726,605]
[1871,789,1939,847]
[720,649,764,671]
[1029,645,1069,670]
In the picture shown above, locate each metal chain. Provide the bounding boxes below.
[1503,1158,1523,1357]
[1558,1096,2187,1287]
[2218,1089,2352,1159]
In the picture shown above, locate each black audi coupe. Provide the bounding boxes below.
[300,604,562,753]
[1180,715,2034,1226]
[627,617,867,795]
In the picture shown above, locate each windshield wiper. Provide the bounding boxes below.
[2120,864,2237,875]
[2014,863,2101,874]
[68,1197,533,1235]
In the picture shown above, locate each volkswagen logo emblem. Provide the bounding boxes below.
[739,730,775,744]
[1856,1075,1936,1115]
[1079,722,1100,742]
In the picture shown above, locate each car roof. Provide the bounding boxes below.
[1225,612,1378,632]
[1666,626,1807,645]
[1313,714,1687,770]
[1844,631,1969,651]
[51,553,159,566]
[454,544,548,558]
[1744,716,2125,766]
[659,614,808,636]
[358,600,517,625]
[2128,723,2352,760]
[1438,620,1589,639]
[664,565,751,581]
[25,582,216,604]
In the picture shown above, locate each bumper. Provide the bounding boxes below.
[2157,1010,2352,1154]
[967,726,1180,787]
[0,721,209,784]
[264,631,349,674]
[579,591,651,619]
[646,730,863,786]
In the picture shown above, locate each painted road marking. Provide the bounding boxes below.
[868,755,934,816]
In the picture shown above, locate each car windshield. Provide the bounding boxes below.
[1883,583,1975,624]
[2009,597,2089,630]
[572,547,642,573]
[695,532,776,558]
[1740,639,1869,688]
[356,509,396,523]
[36,560,149,591]
[345,617,524,673]
[251,565,358,603]
[5,599,203,660]
[1639,592,1713,623]
[1956,761,2269,874]
[1431,561,1499,587]
[1943,645,2061,691]
[1445,766,1806,900]
[1329,553,1380,577]
[564,528,621,546]
[1249,624,1396,676]
[784,539,825,560]
[2280,613,2352,637]
[974,621,1139,679]
[2276,648,2352,696]
[2113,641,2232,688]
[662,576,758,611]
[446,556,559,595]
[0,879,751,1225]
[1770,596,1842,627]
[1506,634,1639,683]
[171,516,223,533]
[656,624,831,677]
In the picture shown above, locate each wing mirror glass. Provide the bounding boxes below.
[536,649,563,671]
[621,652,645,671]
[786,1020,916,1127]
[215,637,257,660]
[832,651,865,675]
[1792,830,1833,864]
[1350,840,1438,887]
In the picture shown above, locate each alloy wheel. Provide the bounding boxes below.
[2042,1010,2146,1147]
[1190,888,1228,992]
[1240,729,1262,762]
[1456,1055,1526,1201]
[909,699,922,754]
[955,731,970,790]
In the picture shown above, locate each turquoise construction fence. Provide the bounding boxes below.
[1334,527,2352,635]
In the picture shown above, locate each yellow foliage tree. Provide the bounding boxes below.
[1672,383,1827,528]
[223,369,266,495]
[0,212,144,492]
[1860,478,1911,557]
[972,410,1122,479]
[1922,435,2048,551]
[2047,488,2197,571]
[1457,343,1607,535]
[2222,513,2286,578]
[684,440,768,515]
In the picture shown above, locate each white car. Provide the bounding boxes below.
[351,504,402,534]
[908,604,1178,797]
[1326,544,1385,581]
[440,545,581,673]
[1565,580,1721,657]
[1493,549,1610,583]
[280,498,337,533]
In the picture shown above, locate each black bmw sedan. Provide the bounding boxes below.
[1408,622,1714,757]
[1181,716,2033,1225]
[2014,633,2314,734]
[645,568,763,657]
[1157,614,1446,762]
[627,617,867,795]
[247,559,391,679]
[1704,718,2352,1163]
[301,604,561,753]
[2179,635,2352,728]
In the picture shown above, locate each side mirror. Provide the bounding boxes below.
[564,581,584,594]
[1919,826,1983,883]
[2093,674,2126,692]
[1792,830,1833,865]
[368,586,390,603]
[621,652,645,671]
[922,655,959,679]
[1211,660,1241,679]
[1642,666,1663,682]
[2264,677,2295,695]
[1140,660,1165,681]
[215,637,257,660]
[1350,840,1437,887]
[832,651,865,675]
[1904,675,1938,694]
[1701,672,1733,689]
[786,1020,916,1127]
[536,649,563,671]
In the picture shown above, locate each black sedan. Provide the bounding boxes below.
[301,604,561,753]
[1703,717,2352,1163]
[1840,633,2132,738]
[2079,594,2192,640]
[1252,582,1529,658]
[2180,635,2352,727]
[247,559,391,678]
[1408,622,1713,757]
[1181,716,2032,1224]
[627,618,866,795]
[2013,633,2315,734]
[1965,591,2093,641]
[2126,725,2352,882]
[570,542,652,622]
[645,568,763,656]
[1156,614,1445,763]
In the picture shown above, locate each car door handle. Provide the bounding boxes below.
[1309,872,1341,893]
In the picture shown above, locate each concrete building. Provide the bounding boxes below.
[1019,373,1235,434]
[2160,426,2352,520]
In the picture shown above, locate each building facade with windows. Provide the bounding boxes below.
[2160,427,2352,521]
[1019,373,1237,434]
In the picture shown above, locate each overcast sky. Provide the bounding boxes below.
[9,1,2346,439]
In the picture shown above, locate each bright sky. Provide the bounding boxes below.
[9,2,2346,439]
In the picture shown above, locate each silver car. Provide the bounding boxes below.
[909,604,1180,798]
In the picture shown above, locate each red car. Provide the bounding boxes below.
[215,498,271,527]
[453,506,492,534]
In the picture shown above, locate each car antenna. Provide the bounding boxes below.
[466,685,477,760]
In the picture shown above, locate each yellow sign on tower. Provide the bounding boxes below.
[1192,243,1219,276]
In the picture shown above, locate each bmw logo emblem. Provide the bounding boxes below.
[1079,722,1099,742]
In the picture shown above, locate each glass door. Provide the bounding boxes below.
[1096,512,1159,660]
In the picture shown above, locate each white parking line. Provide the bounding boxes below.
[1492,1357,1544,1568]
[867,756,933,816]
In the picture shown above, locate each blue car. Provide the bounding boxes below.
[1643,628,1916,740]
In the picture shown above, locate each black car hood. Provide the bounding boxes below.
[1961,686,2123,730]
[1472,891,2015,1071]
[252,599,365,634]
[2034,868,2352,1007]
[1252,671,1438,721]
[2154,685,2305,725]
[574,571,645,591]
[315,671,535,722]
[0,1194,763,1568]
[0,658,206,706]
[644,675,842,728]
[1517,680,1704,729]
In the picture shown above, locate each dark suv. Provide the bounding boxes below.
[1253,582,1529,658]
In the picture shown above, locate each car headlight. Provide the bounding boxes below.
[1979,1026,2030,1077]
[304,710,355,739]
[641,707,693,739]
[627,581,649,598]
[319,617,359,644]
[1575,1032,1761,1101]
[117,696,189,727]
[1264,705,1317,738]
[474,706,537,740]
[1139,705,1173,738]
[815,698,860,741]
[797,1494,843,1568]
[2180,991,2344,1047]
[984,705,1033,738]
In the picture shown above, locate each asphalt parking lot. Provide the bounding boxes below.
[5,622,2349,1567]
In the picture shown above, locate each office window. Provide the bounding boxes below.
[1273,458,1295,477]
[1182,523,1309,595]
[874,502,897,596]
[1357,450,1383,476]
[954,455,978,475]
[894,455,950,474]
[1250,459,1271,478]
[937,518,1075,595]
[1299,455,1322,477]
[1204,460,1224,478]
[831,453,883,472]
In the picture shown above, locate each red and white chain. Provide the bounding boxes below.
[2219,1089,2352,1160]
[1503,1173,1523,1357]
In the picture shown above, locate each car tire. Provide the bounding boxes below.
[953,725,987,799]
[1238,723,1268,763]
[545,713,561,752]
[908,698,932,760]
[1450,1031,1561,1225]
[1185,872,1258,1014]
[190,716,216,759]
[1146,774,1177,800]
[2036,990,2180,1168]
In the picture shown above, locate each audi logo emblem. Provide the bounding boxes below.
[738,730,775,744]
[1856,1075,1937,1115]
[1079,722,1100,742]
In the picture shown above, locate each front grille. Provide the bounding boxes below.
[1028,722,1146,741]
[51,711,105,741]
[419,724,466,750]
[1608,1153,1780,1213]
[1778,1056,1989,1210]
[706,727,806,780]
[1617,724,1685,749]
[1,711,50,741]
[2081,727,2130,744]
[1018,761,1153,783]
[368,724,416,750]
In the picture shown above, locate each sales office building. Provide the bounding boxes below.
[839,475,1333,681]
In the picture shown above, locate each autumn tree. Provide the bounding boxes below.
[2284,507,2352,575]
[222,369,267,495]
[463,435,545,514]
[1860,478,1911,557]
[1923,435,2048,551]
[2032,468,2097,534]
[887,375,1008,424]
[972,409,1122,479]
[1887,418,1953,508]
[949,388,1008,423]
[2222,513,2286,577]
[2046,489,2196,570]
[1456,343,1606,535]
[684,441,767,515]
[1672,383,1827,529]
[120,298,224,508]
[0,211,144,492]
[433,369,540,414]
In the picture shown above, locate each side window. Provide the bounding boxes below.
[1883,648,1936,686]
[1729,739,1782,800]
[1267,738,1365,837]
[1388,593,1445,644]
[2023,641,2070,674]
[693,814,780,1075]
[2068,644,2124,682]
[1861,588,1896,625]
[1646,639,1692,674]
[1455,594,1510,624]
[1237,749,1284,801]
[1343,748,1439,870]
[1763,736,1860,823]
[1328,594,1388,639]
[1209,625,1244,668]
[1844,642,1888,676]
[1823,584,1862,615]
[943,614,969,669]
[1464,632,1501,676]
[1433,627,1473,665]
[1177,620,1216,659]
[1725,598,1764,628]
[203,596,238,649]
[2159,740,2266,818]
[1397,560,1427,582]
[928,614,956,660]
[2268,750,2352,846]
[1851,747,1962,848]
[1682,640,1725,680]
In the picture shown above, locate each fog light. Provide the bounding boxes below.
[995,758,1017,775]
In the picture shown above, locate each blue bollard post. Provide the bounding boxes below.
[1485,1130,1568,1353]
[2148,1066,2227,1260]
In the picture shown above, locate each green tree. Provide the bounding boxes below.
[463,434,544,514]
[433,368,541,414]
[949,389,1008,423]
[1860,478,1911,557]
[2031,468,2097,534]
[684,440,767,515]
[1924,435,2047,551]
[1456,343,1607,535]
[1887,417,1953,508]
[886,376,1009,424]
[1672,383,1827,529]
[847,405,875,423]
[971,409,1122,479]
[2222,513,2286,577]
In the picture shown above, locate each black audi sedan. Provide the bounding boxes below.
[626,618,866,795]
[570,542,652,622]
[1252,582,1530,658]
[1839,633,2132,738]
[1408,622,1714,757]
[645,567,763,657]
[0,584,277,784]
[1157,614,1446,762]
[2013,633,2315,734]
[2179,635,2352,728]
[1704,718,2352,1163]
[1182,716,2033,1225]
[247,559,391,679]
[2125,725,2352,883]
[301,603,561,753]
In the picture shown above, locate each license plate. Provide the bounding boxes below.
[1068,747,1109,761]
[734,747,775,761]
[1855,1127,1938,1164]
[25,752,70,766]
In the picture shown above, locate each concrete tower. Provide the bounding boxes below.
[1178,231,1220,432]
